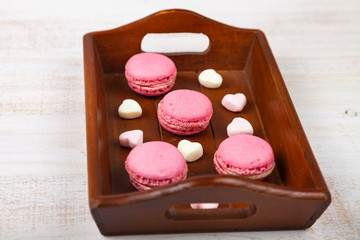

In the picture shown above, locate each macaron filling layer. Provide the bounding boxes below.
[214,154,275,180]
[129,170,187,190]
[126,73,176,96]
[125,71,176,86]
[214,152,275,175]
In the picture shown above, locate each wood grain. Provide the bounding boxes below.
[0,0,359,239]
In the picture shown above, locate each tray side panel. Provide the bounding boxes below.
[92,10,256,73]
[95,186,326,235]
[245,35,315,188]
[252,31,331,222]
[83,35,112,198]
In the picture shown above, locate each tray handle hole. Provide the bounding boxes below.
[141,33,210,54]
[166,202,256,220]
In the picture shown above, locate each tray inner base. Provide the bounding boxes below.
[103,70,283,195]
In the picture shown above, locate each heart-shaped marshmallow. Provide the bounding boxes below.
[227,117,253,137]
[177,140,203,162]
[221,93,247,112]
[118,99,142,119]
[190,203,219,209]
[119,130,143,148]
[198,69,223,89]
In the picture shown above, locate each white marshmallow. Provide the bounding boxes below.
[227,117,254,136]
[118,99,142,119]
[221,93,247,112]
[198,69,223,89]
[177,140,203,162]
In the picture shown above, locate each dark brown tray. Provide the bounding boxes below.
[83,9,331,235]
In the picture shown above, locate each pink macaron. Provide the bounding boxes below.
[214,135,275,181]
[125,52,176,96]
[157,89,213,135]
[125,141,187,190]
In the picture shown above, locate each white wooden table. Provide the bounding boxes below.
[1,0,359,239]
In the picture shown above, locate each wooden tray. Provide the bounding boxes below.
[83,9,331,235]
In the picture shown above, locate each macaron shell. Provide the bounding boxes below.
[216,135,274,169]
[159,89,213,122]
[125,52,176,81]
[125,141,187,180]
[157,102,210,135]
[214,135,275,179]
